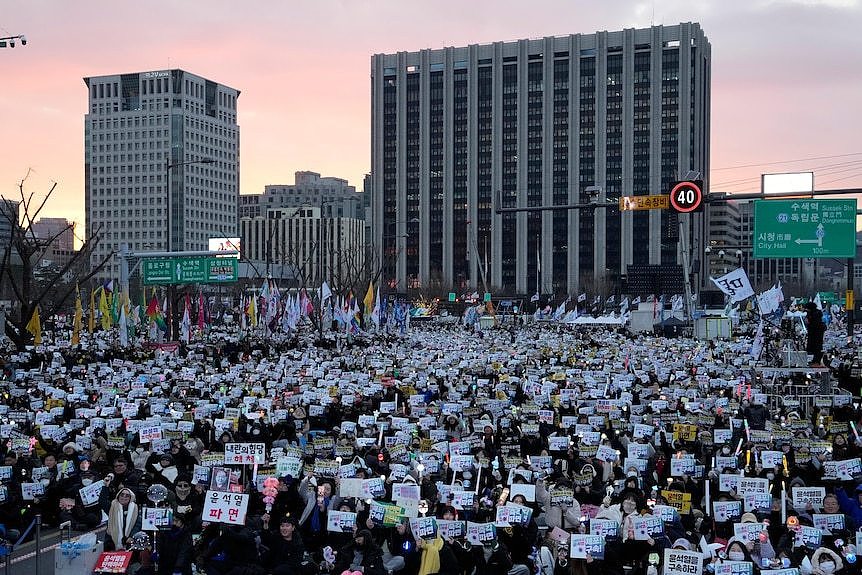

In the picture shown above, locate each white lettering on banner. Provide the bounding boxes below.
[326,510,357,532]
[664,549,704,575]
[736,477,769,496]
[792,486,825,510]
[223,443,266,465]
[569,534,605,559]
[202,492,249,525]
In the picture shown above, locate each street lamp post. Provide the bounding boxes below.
[164,157,214,340]
[0,35,27,48]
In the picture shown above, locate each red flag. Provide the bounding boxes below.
[198,291,205,331]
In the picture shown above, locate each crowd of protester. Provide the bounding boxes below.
[0,310,861,575]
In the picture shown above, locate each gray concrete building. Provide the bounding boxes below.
[239,172,363,221]
[371,23,711,295]
[83,69,240,281]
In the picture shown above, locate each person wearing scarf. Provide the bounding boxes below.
[106,488,140,551]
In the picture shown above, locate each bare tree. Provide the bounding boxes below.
[0,175,112,349]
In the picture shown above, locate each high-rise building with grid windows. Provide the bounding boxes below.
[84,69,240,281]
[371,23,711,296]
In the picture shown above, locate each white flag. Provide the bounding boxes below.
[750,319,764,359]
[578,293,587,303]
[530,293,540,303]
[710,268,754,303]
[319,281,332,303]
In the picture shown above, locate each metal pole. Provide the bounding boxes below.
[165,161,175,341]
[34,514,40,575]
[848,257,854,341]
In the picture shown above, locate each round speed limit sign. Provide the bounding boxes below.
[669,181,703,213]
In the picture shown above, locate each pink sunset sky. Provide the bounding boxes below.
[1,0,861,241]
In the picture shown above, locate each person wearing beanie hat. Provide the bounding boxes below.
[740,512,758,524]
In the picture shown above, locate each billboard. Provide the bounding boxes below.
[761,172,814,197]
[208,237,241,258]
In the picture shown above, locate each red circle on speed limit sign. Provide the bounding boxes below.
[669,181,703,213]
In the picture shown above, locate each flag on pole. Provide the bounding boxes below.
[72,286,83,346]
[710,268,755,303]
[181,294,191,343]
[578,293,587,303]
[530,293,540,303]
[248,295,258,328]
[320,281,332,303]
[118,296,128,347]
[198,291,205,332]
[146,293,168,333]
[99,287,111,330]
[371,285,381,327]
[110,290,119,325]
[26,306,41,345]
[363,281,375,319]
[88,288,95,335]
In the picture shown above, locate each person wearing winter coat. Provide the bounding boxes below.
[810,546,844,575]
[331,529,387,575]
[259,515,305,575]
[155,513,194,575]
[836,484,862,530]
[536,477,583,529]
[105,487,141,551]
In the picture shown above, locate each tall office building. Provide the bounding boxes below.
[371,23,711,295]
[84,69,240,281]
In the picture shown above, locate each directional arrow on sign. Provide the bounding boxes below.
[795,223,825,247]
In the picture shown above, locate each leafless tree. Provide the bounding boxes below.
[0,174,112,349]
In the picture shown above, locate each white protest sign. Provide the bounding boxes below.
[664,549,704,575]
[224,443,266,465]
[79,480,104,507]
[202,491,249,525]
[142,507,173,530]
[792,486,825,510]
[326,510,357,533]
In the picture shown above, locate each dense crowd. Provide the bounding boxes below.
[1,309,861,575]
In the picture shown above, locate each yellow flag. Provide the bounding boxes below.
[99,287,111,330]
[26,306,41,345]
[363,281,374,317]
[72,286,83,346]
[249,296,258,327]
[88,289,95,334]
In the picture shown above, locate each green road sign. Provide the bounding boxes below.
[753,199,857,258]
[142,256,238,286]
[483,292,492,302]
[448,292,456,302]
